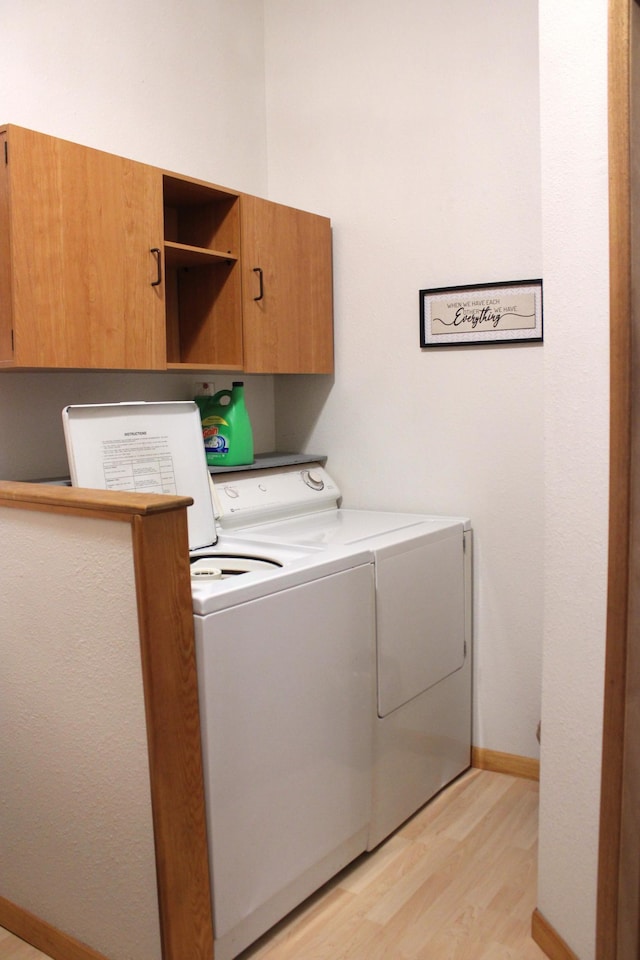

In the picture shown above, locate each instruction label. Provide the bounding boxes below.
[100,434,178,494]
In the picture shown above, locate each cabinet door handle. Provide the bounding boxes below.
[150,248,162,287]
[253,267,264,301]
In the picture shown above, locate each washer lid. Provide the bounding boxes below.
[62,401,217,550]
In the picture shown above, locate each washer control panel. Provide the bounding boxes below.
[212,464,340,528]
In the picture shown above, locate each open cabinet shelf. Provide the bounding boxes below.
[162,173,242,367]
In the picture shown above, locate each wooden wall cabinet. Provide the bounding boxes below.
[241,195,334,373]
[0,124,167,370]
[0,125,333,374]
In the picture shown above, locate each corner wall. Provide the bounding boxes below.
[537,1,610,957]
[264,0,544,761]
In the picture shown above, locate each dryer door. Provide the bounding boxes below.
[376,527,465,718]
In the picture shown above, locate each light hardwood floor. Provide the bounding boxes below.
[239,768,545,960]
[0,769,546,960]
[0,928,48,960]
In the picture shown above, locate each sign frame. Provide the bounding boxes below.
[419,279,543,347]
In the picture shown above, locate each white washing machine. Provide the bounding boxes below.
[212,462,473,851]
[62,404,376,960]
[191,543,375,960]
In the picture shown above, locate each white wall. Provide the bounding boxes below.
[1,510,162,960]
[1,4,613,954]
[537,1,610,957]
[0,370,276,481]
[0,0,267,189]
[1,0,545,760]
[264,0,544,760]
[0,0,275,481]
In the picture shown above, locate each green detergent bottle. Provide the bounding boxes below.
[196,381,254,467]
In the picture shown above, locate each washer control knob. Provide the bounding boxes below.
[223,485,239,499]
[302,469,325,491]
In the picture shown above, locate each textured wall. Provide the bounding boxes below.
[537,1,610,957]
[0,509,162,960]
[264,0,544,760]
[0,0,275,482]
[0,3,614,953]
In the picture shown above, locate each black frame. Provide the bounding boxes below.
[420,279,544,348]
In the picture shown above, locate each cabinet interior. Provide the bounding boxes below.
[163,175,243,369]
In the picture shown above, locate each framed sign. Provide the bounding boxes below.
[420,279,543,347]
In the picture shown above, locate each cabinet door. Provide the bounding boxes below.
[240,195,334,373]
[5,126,165,369]
[0,133,12,364]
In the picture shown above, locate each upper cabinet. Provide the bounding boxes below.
[0,124,166,370]
[241,196,334,374]
[0,124,334,374]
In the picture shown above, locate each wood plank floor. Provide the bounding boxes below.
[0,928,48,960]
[0,769,546,960]
[239,769,546,960]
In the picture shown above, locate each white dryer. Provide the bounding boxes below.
[213,463,473,850]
